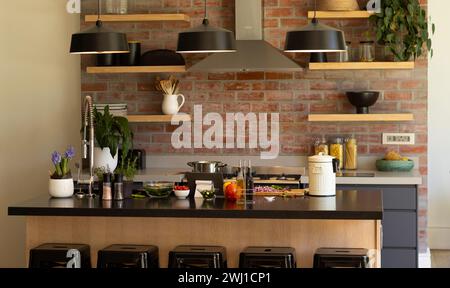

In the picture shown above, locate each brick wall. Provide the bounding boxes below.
[80,0,428,251]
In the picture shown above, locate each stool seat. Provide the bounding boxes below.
[169,245,227,268]
[29,243,91,268]
[314,248,370,268]
[239,247,296,268]
[97,244,159,268]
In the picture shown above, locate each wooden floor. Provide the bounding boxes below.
[26,216,381,268]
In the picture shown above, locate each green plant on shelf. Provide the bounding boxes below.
[93,105,133,159]
[370,0,435,61]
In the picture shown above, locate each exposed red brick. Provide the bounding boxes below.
[208,73,235,80]
[224,82,252,90]
[265,72,293,80]
[237,72,265,80]
[237,92,265,101]
[82,83,107,91]
[265,8,294,17]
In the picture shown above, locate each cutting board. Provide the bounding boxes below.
[254,189,307,197]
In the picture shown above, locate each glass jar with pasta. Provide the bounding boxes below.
[314,137,329,155]
[344,136,358,170]
[330,137,344,170]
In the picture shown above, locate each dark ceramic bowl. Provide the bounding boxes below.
[346,91,380,114]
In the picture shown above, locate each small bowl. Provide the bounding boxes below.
[199,189,216,201]
[346,91,380,114]
[174,189,190,199]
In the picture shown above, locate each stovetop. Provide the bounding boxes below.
[223,166,305,184]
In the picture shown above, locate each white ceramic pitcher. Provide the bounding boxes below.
[162,94,185,115]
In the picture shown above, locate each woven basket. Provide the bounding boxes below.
[317,0,360,11]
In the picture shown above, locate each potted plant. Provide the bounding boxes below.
[93,106,133,172]
[49,146,75,198]
[115,155,138,198]
[370,0,434,62]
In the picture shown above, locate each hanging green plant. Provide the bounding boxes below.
[370,0,435,61]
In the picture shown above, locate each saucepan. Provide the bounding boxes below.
[187,161,227,173]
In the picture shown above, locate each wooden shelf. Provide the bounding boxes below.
[127,114,191,123]
[307,11,374,19]
[85,14,190,22]
[308,114,415,122]
[309,62,415,70]
[86,66,186,74]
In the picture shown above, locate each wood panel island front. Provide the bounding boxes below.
[9,190,382,268]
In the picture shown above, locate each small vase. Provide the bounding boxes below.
[94,147,118,172]
[49,178,74,198]
[162,94,185,115]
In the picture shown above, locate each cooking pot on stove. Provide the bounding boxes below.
[187,161,227,173]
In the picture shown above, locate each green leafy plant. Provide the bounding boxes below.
[115,155,138,181]
[370,0,435,61]
[93,106,133,159]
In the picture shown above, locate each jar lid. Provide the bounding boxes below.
[309,153,335,163]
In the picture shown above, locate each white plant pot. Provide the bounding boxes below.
[49,178,74,198]
[94,147,118,172]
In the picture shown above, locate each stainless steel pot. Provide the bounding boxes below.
[187,161,227,173]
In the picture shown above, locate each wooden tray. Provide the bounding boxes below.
[254,189,307,197]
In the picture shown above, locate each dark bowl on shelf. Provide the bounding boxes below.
[346,91,380,114]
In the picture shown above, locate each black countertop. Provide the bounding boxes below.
[8,190,382,220]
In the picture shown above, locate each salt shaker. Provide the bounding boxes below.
[114,174,124,201]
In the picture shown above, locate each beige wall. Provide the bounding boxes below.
[0,1,80,267]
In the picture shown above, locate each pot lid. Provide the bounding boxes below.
[309,153,335,163]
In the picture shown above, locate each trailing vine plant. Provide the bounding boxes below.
[370,0,435,61]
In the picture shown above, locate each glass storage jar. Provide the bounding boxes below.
[330,137,344,170]
[338,41,352,62]
[344,136,358,170]
[359,41,375,62]
[314,137,329,155]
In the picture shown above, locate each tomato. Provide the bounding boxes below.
[174,185,189,191]
[225,182,238,201]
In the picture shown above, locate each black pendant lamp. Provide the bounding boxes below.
[70,0,129,54]
[176,0,236,53]
[284,1,346,62]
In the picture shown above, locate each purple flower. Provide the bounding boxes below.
[51,151,61,165]
[64,146,75,159]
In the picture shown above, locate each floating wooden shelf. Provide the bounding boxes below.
[309,62,415,70]
[308,114,415,122]
[86,66,186,74]
[85,14,190,22]
[127,114,191,123]
[307,11,374,19]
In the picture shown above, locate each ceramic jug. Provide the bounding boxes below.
[162,94,185,115]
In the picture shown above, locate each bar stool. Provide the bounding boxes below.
[313,248,370,268]
[168,245,227,268]
[29,243,91,268]
[239,247,297,268]
[97,244,159,268]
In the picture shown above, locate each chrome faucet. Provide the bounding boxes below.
[80,95,95,197]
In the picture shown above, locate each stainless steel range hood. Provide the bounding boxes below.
[188,0,302,72]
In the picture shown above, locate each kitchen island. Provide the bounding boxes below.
[9,190,382,268]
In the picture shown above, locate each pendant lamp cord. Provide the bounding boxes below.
[96,0,103,27]
[202,0,209,25]
[313,0,318,24]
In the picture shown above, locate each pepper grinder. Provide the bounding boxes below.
[114,174,124,201]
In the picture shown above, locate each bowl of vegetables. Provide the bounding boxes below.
[174,185,191,199]
[199,188,216,201]
[143,181,173,198]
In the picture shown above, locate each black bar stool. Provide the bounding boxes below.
[29,243,91,268]
[239,247,297,268]
[168,245,227,268]
[313,248,370,268]
[97,244,159,268]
